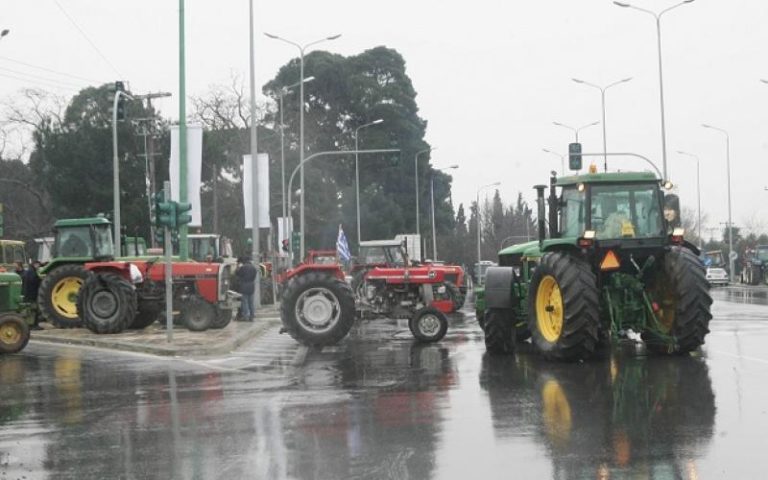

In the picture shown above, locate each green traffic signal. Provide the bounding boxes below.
[157,201,177,229]
[176,202,192,227]
[568,142,582,171]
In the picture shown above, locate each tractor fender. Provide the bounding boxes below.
[484,266,518,309]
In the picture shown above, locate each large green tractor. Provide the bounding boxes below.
[476,170,712,361]
[36,217,116,328]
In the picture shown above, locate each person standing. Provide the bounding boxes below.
[23,261,42,329]
[235,256,258,321]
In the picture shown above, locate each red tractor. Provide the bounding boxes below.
[77,259,236,334]
[354,239,466,312]
[278,250,357,347]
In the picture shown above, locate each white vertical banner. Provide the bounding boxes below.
[243,153,270,228]
[169,124,203,227]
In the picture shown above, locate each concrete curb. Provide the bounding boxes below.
[30,307,282,357]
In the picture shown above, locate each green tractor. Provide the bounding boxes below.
[36,217,117,328]
[0,271,34,354]
[476,169,712,361]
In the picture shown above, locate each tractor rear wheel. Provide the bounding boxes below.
[528,251,600,361]
[180,295,215,332]
[409,307,448,343]
[0,313,31,354]
[78,273,137,334]
[281,271,356,347]
[483,308,515,355]
[644,246,712,354]
[38,264,90,328]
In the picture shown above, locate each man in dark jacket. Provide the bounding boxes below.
[23,261,42,329]
[235,257,258,321]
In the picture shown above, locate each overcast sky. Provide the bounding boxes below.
[3,1,768,237]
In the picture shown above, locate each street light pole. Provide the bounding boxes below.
[614,0,696,180]
[287,149,400,257]
[476,181,501,282]
[274,76,314,253]
[542,148,565,175]
[553,120,600,143]
[572,77,633,171]
[430,165,458,260]
[265,33,341,259]
[112,89,134,255]
[414,147,435,239]
[354,118,384,246]
[702,124,733,282]
[676,150,702,248]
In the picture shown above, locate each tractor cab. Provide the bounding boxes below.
[552,172,668,243]
[50,217,114,261]
[358,240,409,267]
[187,234,233,263]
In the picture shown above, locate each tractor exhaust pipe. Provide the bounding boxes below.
[548,173,559,238]
[534,185,547,245]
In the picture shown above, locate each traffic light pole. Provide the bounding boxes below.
[112,88,133,256]
[178,0,189,261]
[163,181,174,343]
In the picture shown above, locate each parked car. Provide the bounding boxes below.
[706,266,729,287]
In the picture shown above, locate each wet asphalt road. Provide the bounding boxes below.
[1,288,768,479]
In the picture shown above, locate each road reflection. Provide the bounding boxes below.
[480,352,715,479]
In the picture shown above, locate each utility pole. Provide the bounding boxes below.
[133,92,171,248]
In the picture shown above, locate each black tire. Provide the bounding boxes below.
[0,313,31,354]
[409,307,449,343]
[483,308,515,355]
[528,251,600,361]
[644,246,712,355]
[180,295,215,332]
[38,264,90,328]
[280,271,356,347]
[130,302,161,329]
[78,273,137,334]
[446,282,464,312]
[211,308,233,329]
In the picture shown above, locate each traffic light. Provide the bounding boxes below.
[291,231,300,253]
[115,81,126,120]
[154,228,165,246]
[157,200,177,229]
[568,142,582,171]
[175,202,192,227]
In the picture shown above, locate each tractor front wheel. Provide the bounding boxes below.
[38,264,90,328]
[483,308,515,355]
[180,295,215,332]
[409,307,448,343]
[130,302,162,329]
[0,313,31,354]
[644,246,712,354]
[281,271,356,347]
[528,252,600,361]
[211,308,233,329]
[78,273,137,334]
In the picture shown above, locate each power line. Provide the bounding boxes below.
[0,55,102,83]
[0,71,80,92]
[53,0,123,79]
[0,65,84,89]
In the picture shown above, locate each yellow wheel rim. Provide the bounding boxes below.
[52,277,83,319]
[0,322,22,346]
[536,275,564,343]
[542,380,572,446]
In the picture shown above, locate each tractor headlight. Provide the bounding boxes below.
[218,264,231,301]
[428,270,437,279]
[128,263,143,284]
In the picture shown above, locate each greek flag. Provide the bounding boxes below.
[336,224,351,262]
